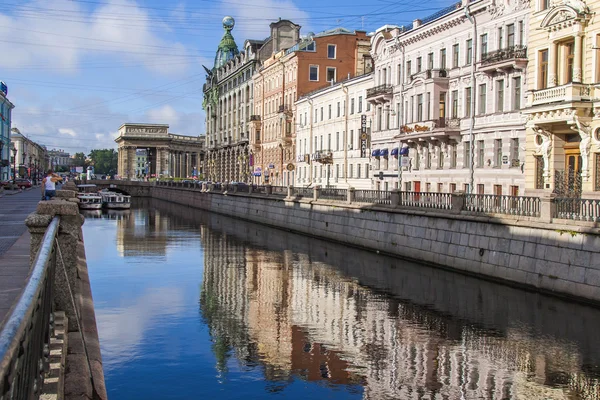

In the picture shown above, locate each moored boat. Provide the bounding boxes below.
[77,184,103,210]
[99,190,131,210]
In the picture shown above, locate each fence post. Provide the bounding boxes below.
[248,185,254,194]
[451,191,466,213]
[313,186,321,201]
[287,185,294,199]
[539,193,556,223]
[390,189,401,206]
[347,187,355,204]
[265,184,273,195]
[232,184,238,193]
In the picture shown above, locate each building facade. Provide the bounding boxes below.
[295,74,374,189]
[134,149,148,178]
[251,28,371,186]
[115,123,205,179]
[10,128,47,182]
[47,148,72,171]
[522,0,600,197]
[369,0,528,194]
[203,17,265,184]
[0,81,14,181]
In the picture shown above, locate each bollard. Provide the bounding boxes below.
[347,187,355,204]
[539,193,556,223]
[450,191,466,213]
[313,186,321,201]
[390,189,401,206]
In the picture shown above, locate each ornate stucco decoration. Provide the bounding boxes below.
[540,0,590,31]
[568,114,592,180]
[532,127,553,180]
[489,0,531,18]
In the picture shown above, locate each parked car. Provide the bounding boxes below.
[15,179,32,189]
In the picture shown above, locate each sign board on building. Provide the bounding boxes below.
[0,81,7,96]
[360,115,368,158]
[268,163,275,169]
[401,157,411,168]
[502,155,509,165]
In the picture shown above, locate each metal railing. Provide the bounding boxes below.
[295,187,314,198]
[0,217,60,400]
[354,190,391,205]
[366,84,393,98]
[555,198,600,222]
[480,45,527,66]
[400,191,453,210]
[271,186,287,196]
[465,194,541,217]
[320,188,347,201]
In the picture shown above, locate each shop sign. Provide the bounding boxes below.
[360,114,368,158]
[268,163,275,169]
[401,124,431,133]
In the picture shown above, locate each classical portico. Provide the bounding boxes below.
[115,123,206,179]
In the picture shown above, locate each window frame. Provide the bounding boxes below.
[309,65,319,81]
[327,44,337,59]
[326,67,336,83]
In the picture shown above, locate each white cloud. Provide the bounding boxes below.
[0,0,194,74]
[58,128,77,137]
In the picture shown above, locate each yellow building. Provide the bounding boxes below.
[523,0,600,197]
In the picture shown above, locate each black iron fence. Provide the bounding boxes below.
[0,217,60,400]
[153,181,599,224]
[466,194,541,217]
[555,198,600,222]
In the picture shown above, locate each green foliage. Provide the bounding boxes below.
[555,229,579,237]
[88,149,118,175]
[72,152,87,167]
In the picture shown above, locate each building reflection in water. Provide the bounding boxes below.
[119,199,600,399]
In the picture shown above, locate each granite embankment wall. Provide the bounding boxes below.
[151,186,600,304]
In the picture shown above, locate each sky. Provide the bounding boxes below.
[0,0,453,155]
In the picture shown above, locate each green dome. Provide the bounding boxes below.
[214,16,239,69]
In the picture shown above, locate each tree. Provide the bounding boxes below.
[72,152,87,167]
[88,149,118,175]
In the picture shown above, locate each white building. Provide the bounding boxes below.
[369,0,528,194]
[295,74,373,189]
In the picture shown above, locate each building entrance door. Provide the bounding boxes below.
[414,181,421,192]
[555,149,582,197]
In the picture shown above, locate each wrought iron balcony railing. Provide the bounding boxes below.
[366,84,393,98]
[480,45,527,66]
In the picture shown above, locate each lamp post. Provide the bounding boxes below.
[11,145,17,183]
[22,152,27,180]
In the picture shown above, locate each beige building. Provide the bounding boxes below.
[523,0,599,197]
[369,0,528,194]
[10,128,48,182]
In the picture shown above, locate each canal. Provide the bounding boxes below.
[82,199,600,399]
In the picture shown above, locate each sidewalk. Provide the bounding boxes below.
[0,187,45,326]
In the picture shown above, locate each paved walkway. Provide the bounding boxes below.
[0,187,44,327]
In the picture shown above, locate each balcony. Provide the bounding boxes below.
[278,104,293,117]
[366,84,393,104]
[250,115,261,121]
[396,118,461,142]
[311,150,333,164]
[531,82,593,107]
[479,45,527,74]
[410,69,448,82]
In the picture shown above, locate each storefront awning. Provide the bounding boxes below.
[380,148,389,157]
[371,149,381,157]
[390,148,399,156]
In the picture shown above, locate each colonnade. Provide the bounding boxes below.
[117,146,204,179]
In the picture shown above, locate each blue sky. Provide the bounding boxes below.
[0,0,452,155]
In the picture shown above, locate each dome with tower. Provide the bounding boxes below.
[214,16,239,69]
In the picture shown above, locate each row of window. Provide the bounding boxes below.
[297,127,368,154]
[297,163,370,180]
[299,97,371,126]
[371,138,520,170]
[378,21,525,86]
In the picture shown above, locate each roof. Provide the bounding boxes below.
[314,27,356,37]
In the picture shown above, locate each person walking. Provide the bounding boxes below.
[41,169,63,200]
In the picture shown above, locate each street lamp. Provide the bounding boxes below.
[11,145,17,183]
[22,152,27,179]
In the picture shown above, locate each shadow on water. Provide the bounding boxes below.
[120,198,600,399]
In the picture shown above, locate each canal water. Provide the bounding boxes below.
[82,199,600,400]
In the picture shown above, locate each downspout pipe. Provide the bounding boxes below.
[397,37,405,190]
[342,83,349,186]
[465,3,477,195]
[308,98,314,186]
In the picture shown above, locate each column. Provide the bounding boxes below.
[574,34,583,83]
[127,147,136,179]
[548,41,558,87]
